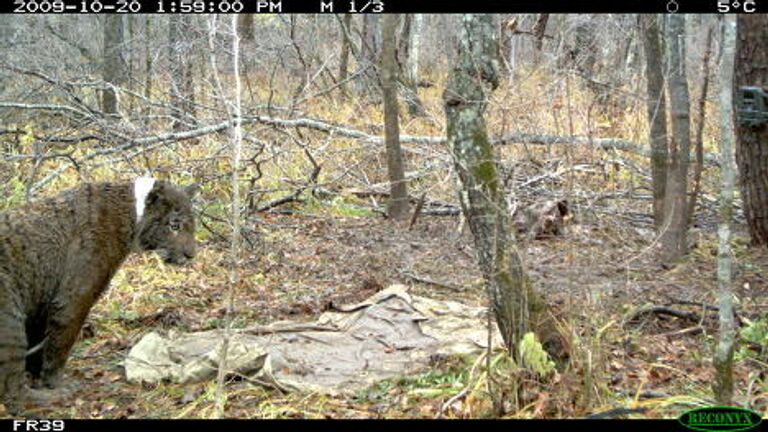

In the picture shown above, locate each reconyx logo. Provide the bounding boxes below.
[679,406,763,432]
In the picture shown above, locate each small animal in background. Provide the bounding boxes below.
[513,199,571,240]
[0,178,198,415]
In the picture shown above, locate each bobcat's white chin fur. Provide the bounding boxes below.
[134,177,156,223]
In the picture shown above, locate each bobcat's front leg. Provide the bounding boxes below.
[40,311,90,390]
[39,291,95,390]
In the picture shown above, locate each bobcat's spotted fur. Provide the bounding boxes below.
[0,179,197,414]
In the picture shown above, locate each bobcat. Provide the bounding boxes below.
[0,178,198,415]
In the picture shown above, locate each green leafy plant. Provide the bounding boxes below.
[738,318,768,361]
[519,332,556,378]
[1,177,26,210]
[742,319,768,346]
[304,194,375,218]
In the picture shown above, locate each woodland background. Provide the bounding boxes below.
[0,13,767,418]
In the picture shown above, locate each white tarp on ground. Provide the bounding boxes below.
[125,285,500,393]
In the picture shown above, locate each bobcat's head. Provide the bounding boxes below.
[136,180,198,265]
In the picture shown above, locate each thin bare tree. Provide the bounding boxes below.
[101,15,125,115]
[660,15,691,262]
[169,15,196,130]
[532,13,549,64]
[713,15,738,406]
[688,21,715,226]
[381,14,409,220]
[211,15,243,418]
[355,14,381,102]
[408,14,423,86]
[337,14,353,96]
[640,15,668,229]
[143,17,153,109]
[237,14,254,42]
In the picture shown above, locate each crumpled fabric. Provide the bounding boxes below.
[125,285,500,393]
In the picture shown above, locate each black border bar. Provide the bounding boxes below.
[0,419,703,432]
[3,0,766,14]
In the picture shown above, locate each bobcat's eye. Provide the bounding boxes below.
[170,221,181,232]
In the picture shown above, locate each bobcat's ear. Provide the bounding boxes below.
[184,183,200,199]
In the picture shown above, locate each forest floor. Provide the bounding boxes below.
[14,198,768,419]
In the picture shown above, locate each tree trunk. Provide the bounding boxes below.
[237,15,254,42]
[443,14,541,354]
[144,16,153,116]
[532,14,549,64]
[338,14,353,95]
[168,16,196,130]
[408,14,423,86]
[499,15,513,74]
[127,16,134,93]
[0,16,11,42]
[397,15,425,117]
[101,15,125,116]
[126,16,137,114]
[355,14,381,102]
[688,23,714,226]
[214,15,244,417]
[640,15,669,229]
[573,18,597,78]
[381,14,409,220]
[735,15,768,246]
[660,15,691,262]
[364,15,381,63]
[397,15,412,69]
[713,15,738,406]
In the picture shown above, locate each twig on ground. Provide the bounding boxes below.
[624,305,702,326]
[402,272,465,292]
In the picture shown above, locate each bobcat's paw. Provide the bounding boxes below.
[25,385,73,405]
